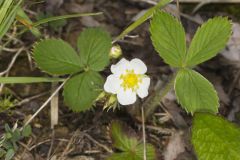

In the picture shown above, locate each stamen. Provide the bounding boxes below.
[120,69,143,91]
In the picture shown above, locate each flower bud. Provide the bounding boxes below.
[109,45,122,59]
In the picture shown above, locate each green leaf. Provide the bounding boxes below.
[108,122,156,160]
[33,39,82,75]
[11,130,21,142]
[174,69,219,114]
[63,71,103,112]
[5,133,12,139]
[111,121,138,151]
[108,145,156,160]
[33,12,102,27]
[135,144,156,160]
[22,125,32,137]
[150,11,186,67]
[0,148,6,158]
[185,17,232,67]
[0,77,65,84]
[107,153,132,160]
[2,141,12,150]
[4,124,11,133]
[192,113,240,160]
[114,0,173,42]
[77,28,112,71]
[5,149,14,160]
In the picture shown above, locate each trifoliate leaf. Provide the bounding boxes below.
[63,71,103,112]
[108,144,156,160]
[150,10,186,67]
[185,17,232,67]
[174,69,219,114]
[108,122,156,160]
[33,39,82,75]
[77,28,112,71]
[192,113,240,160]
[110,121,139,151]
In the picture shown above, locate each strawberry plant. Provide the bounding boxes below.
[149,10,240,160]
[1,0,239,159]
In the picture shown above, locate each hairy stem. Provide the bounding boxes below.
[144,72,177,119]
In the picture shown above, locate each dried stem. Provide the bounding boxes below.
[0,47,24,93]
[176,0,180,20]
[23,79,68,128]
[51,80,59,129]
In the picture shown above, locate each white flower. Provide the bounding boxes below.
[104,58,150,105]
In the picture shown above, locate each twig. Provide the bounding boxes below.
[60,130,79,158]
[6,32,23,45]
[83,133,113,153]
[29,138,68,151]
[0,47,24,94]
[145,125,173,134]
[176,0,180,20]
[0,47,24,76]
[0,47,23,52]
[23,79,68,128]
[18,141,31,151]
[141,107,147,160]
[19,138,33,159]
[13,91,50,107]
[83,150,101,154]
[26,50,34,70]
[192,1,209,13]
[47,130,55,159]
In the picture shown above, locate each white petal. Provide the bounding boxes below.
[111,58,130,76]
[130,58,147,74]
[104,74,121,94]
[137,77,150,98]
[117,88,137,105]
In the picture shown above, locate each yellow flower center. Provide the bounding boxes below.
[120,69,142,91]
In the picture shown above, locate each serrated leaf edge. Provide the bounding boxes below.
[174,69,219,114]
[185,16,233,66]
[32,38,81,75]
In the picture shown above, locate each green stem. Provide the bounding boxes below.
[144,72,177,119]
